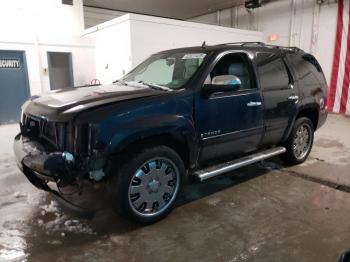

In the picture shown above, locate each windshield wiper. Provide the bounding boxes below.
[113,79,128,85]
[137,81,172,91]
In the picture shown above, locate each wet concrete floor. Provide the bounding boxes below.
[1,114,350,262]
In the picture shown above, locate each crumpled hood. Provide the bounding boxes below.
[23,84,164,121]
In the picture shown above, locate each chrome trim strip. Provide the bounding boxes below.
[193,147,286,181]
[247,101,262,107]
[201,126,263,141]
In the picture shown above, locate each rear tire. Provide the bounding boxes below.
[110,146,185,225]
[280,117,314,165]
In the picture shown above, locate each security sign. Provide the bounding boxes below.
[0,58,21,69]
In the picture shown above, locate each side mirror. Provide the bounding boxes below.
[203,75,241,96]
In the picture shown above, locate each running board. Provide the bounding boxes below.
[193,147,286,182]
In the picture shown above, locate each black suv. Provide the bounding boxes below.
[14,42,327,224]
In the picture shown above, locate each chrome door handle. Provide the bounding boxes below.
[247,101,262,107]
[288,95,299,100]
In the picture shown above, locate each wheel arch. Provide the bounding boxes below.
[115,132,193,169]
[281,104,319,143]
[104,114,198,169]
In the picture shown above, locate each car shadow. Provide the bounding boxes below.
[22,157,284,258]
[177,157,284,206]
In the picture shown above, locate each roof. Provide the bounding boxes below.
[158,42,304,55]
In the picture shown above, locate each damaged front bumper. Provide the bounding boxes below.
[13,133,95,218]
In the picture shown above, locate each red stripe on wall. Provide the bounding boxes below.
[340,4,350,113]
[327,0,344,111]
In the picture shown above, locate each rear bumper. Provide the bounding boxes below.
[317,108,328,130]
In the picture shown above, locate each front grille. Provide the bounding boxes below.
[22,114,66,150]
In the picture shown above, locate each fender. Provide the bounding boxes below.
[104,114,198,166]
[280,101,320,143]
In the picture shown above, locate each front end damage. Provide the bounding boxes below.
[13,118,106,218]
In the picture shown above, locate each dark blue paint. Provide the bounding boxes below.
[18,44,328,174]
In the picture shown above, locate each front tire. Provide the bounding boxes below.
[280,117,314,165]
[111,146,185,224]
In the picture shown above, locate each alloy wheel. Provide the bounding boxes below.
[128,157,180,217]
[293,123,312,160]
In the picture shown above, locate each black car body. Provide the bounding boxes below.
[14,42,328,223]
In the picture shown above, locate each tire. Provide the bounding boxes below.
[280,117,314,165]
[111,146,185,224]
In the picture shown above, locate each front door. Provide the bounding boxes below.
[0,50,30,123]
[195,52,264,164]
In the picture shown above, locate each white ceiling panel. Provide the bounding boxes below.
[83,0,244,20]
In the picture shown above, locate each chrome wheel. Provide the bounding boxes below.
[128,157,180,217]
[293,124,312,160]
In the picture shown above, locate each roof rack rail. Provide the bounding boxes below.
[241,42,266,46]
[215,42,266,46]
[213,42,303,53]
[276,46,302,52]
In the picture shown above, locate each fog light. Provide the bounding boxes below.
[62,152,74,164]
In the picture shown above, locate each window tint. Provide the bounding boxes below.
[302,54,322,72]
[208,54,253,90]
[123,52,206,89]
[258,58,290,91]
[134,59,174,85]
[255,52,274,65]
[286,54,323,86]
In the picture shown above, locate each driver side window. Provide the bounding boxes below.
[206,53,253,91]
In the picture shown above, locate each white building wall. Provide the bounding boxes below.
[187,0,338,84]
[128,15,263,68]
[84,16,132,84]
[84,6,127,28]
[0,0,96,95]
[85,14,263,84]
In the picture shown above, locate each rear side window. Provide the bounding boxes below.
[302,54,322,72]
[286,54,325,86]
[258,58,290,91]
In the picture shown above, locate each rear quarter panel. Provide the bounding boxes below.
[286,53,328,130]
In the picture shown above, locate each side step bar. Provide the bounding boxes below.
[193,147,286,182]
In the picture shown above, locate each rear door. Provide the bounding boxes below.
[195,51,264,164]
[257,55,299,146]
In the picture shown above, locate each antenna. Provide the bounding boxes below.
[201,41,206,48]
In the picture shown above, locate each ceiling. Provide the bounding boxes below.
[83,0,245,20]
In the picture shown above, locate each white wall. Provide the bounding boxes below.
[84,16,132,84]
[187,0,338,84]
[0,0,85,36]
[314,3,338,85]
[84,6,127,28]
[129,15,263,68]
[0,0,96,95]
[85,14,263,83]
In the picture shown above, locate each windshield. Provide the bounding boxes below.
[121,51,207,90]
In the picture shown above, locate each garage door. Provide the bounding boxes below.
[0,50,30,124]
